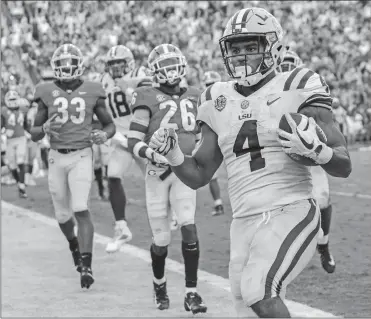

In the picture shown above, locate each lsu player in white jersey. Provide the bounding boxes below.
[202,71,225,216]
[102,45,151,253]
[277,50,336,274]
[149,8,351,318]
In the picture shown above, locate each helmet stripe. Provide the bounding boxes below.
[64,44,68,54]
[231,12,239,32]
[241,9,251,28]
[112,46,116,57]
[163,44,169,54]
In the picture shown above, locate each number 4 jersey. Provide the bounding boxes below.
[34,80,106,149]
[131,86,200,155]
[197,68,333,218]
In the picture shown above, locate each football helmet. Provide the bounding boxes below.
[276,50,303,73]
[106,45,135,79]
[219,7,287,86]
[51,43,84,80]
[4,91,20,109]
[203,71,222,87]
[148,44,187,85]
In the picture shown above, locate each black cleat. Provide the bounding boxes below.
[317,243,336,273]
[153,281,170,310]
[18,188,28,198]
[211,204,224,216]
[71,249,82,273]
[184,292,207,314]
[80,266,94,289]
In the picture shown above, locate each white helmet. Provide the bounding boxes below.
[4,91,20,109]
[276,50,303,73]
[106,45,135,79]
[219,7,287,86]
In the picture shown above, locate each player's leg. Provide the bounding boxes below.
[146,164,172,310]
[170,177,207,314]
[68,147,95,289]
[47,149,81,273]
[6,140,18,184]
[209,170,224,216]
[15,136,28,197]
[312,167,335,273]
[26,141,37,186]
[243,199,320,318]
[106,144,134,252]
[92,144,105,200]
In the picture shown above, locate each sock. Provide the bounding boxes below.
[182,241,199,288]
[11,169,19,182]
[214,198,223,206]
[319,205,332,245]
[28,164,34,175]
[108,177,127,221]
[153,277,166,285]
[18,164,26,184]
[150,244,167,280]
[81,252,92,268]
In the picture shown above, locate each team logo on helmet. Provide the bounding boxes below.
[215,95,227,112]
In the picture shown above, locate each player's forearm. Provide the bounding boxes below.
[128,137,154,161]
[321,145,351,178]
[30,126,45,142]
[101,122,116,139]
[171,155,210,190]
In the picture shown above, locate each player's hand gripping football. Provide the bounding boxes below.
[42,113,62,139]
[277,113,331,165]
[91,129,108,145]
[149,127,185,166]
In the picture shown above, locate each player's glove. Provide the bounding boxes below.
[149,127,185,166]
[277,113,333,165]
[42,113,62,139]
[91,129,108,145]
[150,151,169,168]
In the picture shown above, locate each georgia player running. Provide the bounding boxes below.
[277,50,336,274]
[149,8,351,318]
[102,45,151,253]
[127,44,207,314]
[30,43,116,289]
[1,90,29,198]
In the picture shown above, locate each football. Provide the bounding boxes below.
[279,112,327,166]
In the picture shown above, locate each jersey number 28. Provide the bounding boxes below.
[233,120,266,172]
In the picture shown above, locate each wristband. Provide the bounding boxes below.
[165,144,185,166]
[315,144,333,165]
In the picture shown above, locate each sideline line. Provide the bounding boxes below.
[332,191,371,200]
[2,201,338,318]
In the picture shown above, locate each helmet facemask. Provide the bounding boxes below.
[149,55,187,86]
[5,91,20,109]
[220,32,281,86]
[51,55,84,81]
[107,58,135,79]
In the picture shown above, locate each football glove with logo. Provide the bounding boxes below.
[149,128,185,166]
[277,113,333,165]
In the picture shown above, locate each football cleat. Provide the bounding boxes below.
[184,292,207,314]
[317,243,336,274]
[153,281,170,310]
[105,220,133,253]
[80,266,94,289]
[211,204,224,216]
[71,249,82,273]
[18,185,28,198]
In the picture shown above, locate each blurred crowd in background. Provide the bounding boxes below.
[2,0,371,142]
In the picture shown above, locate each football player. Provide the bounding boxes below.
[102,45,151,253]
[277,50,336,274]
[1,90,29,198]
[202,71,225,216]
[149,8,351,318]
[24,98,38,186]
[30,43,116,289]
[128,44,207,314]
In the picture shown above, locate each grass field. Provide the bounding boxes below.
[2,147,371,317]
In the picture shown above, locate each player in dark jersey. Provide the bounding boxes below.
[127,44,207,314]
[30,43,116,289]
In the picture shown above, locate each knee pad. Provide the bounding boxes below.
[74,209,91,220]
[153,231,171,247]
[181,224,198,243]
[151,243,168,256]
[55,210,72,224]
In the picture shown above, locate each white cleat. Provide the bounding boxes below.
[106,220,133,253]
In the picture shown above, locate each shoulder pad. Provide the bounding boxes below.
[130,86,155,112]
[84,81,106,99]
[34,82,52,101]
[186,86,201,97]
[283,67,329,92]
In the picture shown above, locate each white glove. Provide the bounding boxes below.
[150,151,169,168]
[149,127,185,166]
[277,114,333,165]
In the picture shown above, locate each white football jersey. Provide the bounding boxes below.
[197,68,333,218]
[101,66,149,134]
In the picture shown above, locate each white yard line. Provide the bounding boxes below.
[2,201,338,317]
[332,191,371,200]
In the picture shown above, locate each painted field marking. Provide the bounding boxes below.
[2,201,338,318]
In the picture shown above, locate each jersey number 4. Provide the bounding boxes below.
[233,120,266,172]
[107,91,130,118]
